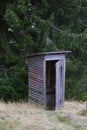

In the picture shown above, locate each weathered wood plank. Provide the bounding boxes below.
[29,87,43,94]
[29,98,43,104]
[43,60,46,106]
[61,59,66,106]
[29,75,43,81]
[29,93,43,100]
[29,78,43,86]
[29,92,43,99]
[29,85,44,92]
[45,54,65,61]
[56,61,61,109]
[28,52,68,109]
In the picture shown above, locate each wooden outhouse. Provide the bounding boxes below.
[27,51,70,110]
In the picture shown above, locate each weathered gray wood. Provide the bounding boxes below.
[29,85,44,92]
[61,58,66,105]
[27,51,71,58]
[29,75,43,81]
[29,77,43,88]
[45,54,65,61]
[28,55,44,105]
[27,51,70,109]
[29,96,43,104]
[29,98,43,104]
[29,94,43,101]
[29,64,43,70]
[43,60,46,107]
[59,59,64,106]
[29,89,43,96]
[56,61,61,109]
[29,91,43,98]
[29,69,43,76]
[29,91,44,103]
[55,59,66,109]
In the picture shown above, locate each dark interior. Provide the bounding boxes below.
[46,60,58,110]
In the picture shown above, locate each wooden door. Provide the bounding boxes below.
[55,60,65,109]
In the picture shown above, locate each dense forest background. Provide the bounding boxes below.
[0,0,87,101]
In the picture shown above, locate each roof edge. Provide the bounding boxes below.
[27,51,71,58]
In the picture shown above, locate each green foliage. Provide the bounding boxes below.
[0,0,87,101]
[4,8,20,29]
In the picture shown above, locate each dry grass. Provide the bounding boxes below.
[0,101,87,130]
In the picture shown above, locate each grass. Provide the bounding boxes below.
[79,109,87,116]
[0,101,87,130]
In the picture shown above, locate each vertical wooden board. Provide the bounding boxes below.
[43,60,46,107]
[59,60,64,106]
[55,59,66,109]
[61,59,66,105]
[59,60,62,106]
[55,61,61,109]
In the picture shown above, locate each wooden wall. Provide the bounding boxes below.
[28,56,44,105]
[28,53,66,109]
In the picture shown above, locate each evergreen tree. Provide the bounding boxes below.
[0,0,87,101]
[0,0,53,101]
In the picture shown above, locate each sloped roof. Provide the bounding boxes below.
[27,51,71,58]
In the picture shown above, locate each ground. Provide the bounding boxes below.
[0,101,87,130]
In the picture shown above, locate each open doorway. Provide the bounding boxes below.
[46,60,58,110]
[46,60,65,110]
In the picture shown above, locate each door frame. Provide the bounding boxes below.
[55,59,65,109]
